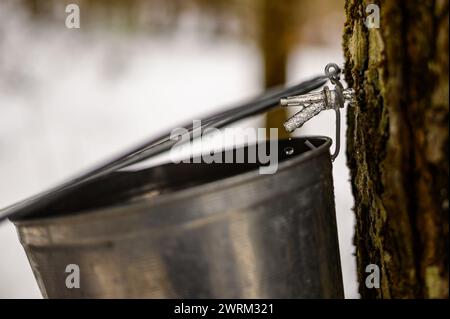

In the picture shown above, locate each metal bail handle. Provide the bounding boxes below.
[280,63,355,161]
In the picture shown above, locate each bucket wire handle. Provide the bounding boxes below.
[280,63,355,161]
[325,63,343,161]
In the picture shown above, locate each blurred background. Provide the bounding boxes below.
[0,0,357,298]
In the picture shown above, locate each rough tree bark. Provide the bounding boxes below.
[343,0,448,298]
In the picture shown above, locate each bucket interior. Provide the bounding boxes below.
[15,137,329,221]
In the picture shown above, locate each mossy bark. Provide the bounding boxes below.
[344,0,448,298]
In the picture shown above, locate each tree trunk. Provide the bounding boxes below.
[261,0,298,138]
[343,0,448,298]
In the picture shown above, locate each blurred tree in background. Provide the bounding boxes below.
[20,0,343,136]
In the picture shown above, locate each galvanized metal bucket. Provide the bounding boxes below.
[13,136,343,298]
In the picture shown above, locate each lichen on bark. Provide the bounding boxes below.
[344,0,448,298]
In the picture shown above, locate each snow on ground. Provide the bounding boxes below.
[0,2,358,298]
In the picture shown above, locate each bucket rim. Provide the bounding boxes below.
[13,136,332,228]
